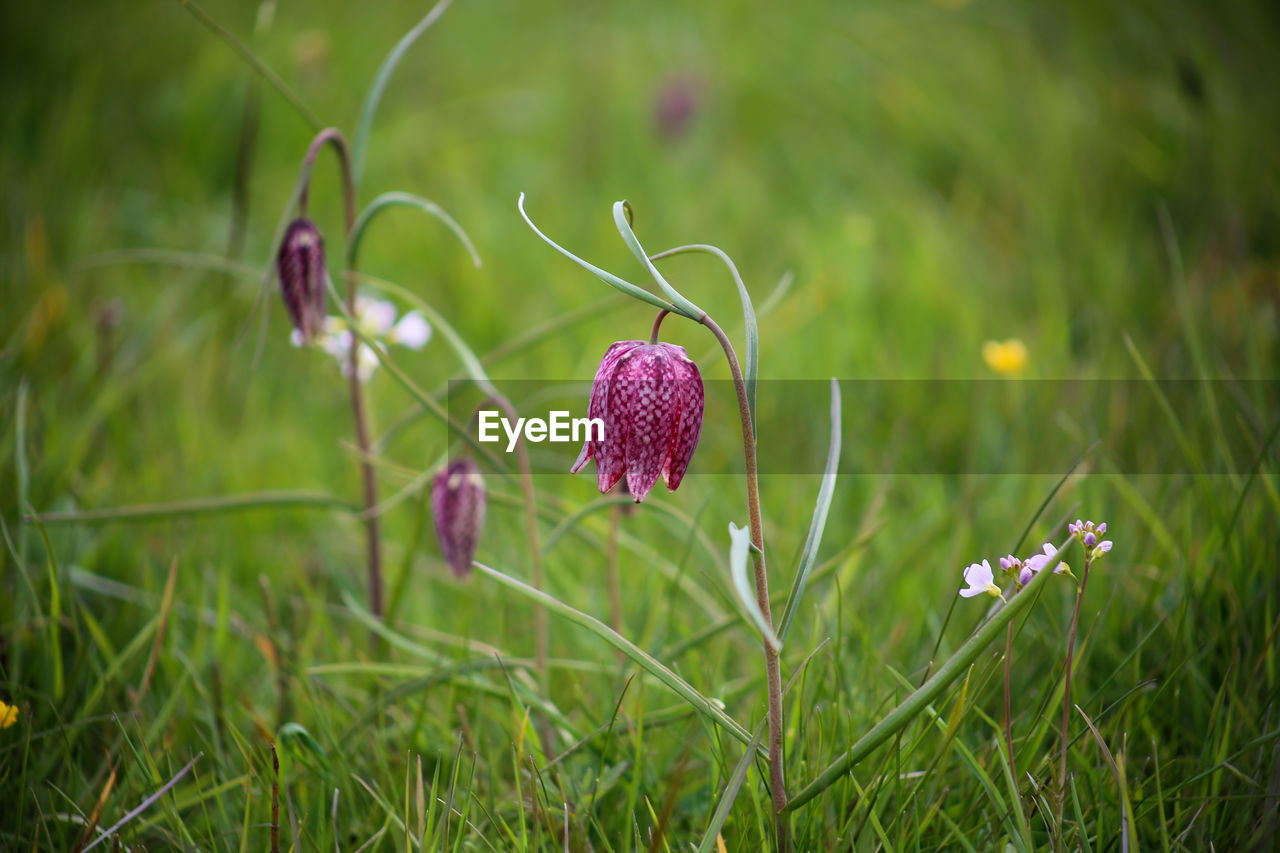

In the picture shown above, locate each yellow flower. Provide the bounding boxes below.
[982,339,1028,376]
[0,700,17,730]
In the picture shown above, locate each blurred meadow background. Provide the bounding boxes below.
[2,0,1278,848]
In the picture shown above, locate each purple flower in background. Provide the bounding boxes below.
[276,218,327,344]
[431,459,486,578]
[572,340,704,502]
[653,73,703,142]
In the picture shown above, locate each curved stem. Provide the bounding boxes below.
[649,309,670,345]
[700,313,790,851]
[303,128,383,622]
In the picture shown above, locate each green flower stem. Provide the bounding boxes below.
[301,127,384,621]
[700,312,790,852]
[787,538,1075,812]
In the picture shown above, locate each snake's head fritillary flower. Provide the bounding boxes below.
[571,340,704,503]
[0,699,17,730]
[960,559,1002,599]
[431,459,486,579]
[277,218,327,344]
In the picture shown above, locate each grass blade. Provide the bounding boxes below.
[777,378,842,643]
[351,0,454,182]
[696,725,767,853]
[787,538,1076,811]
[472,561,759,751]
[176,0,320,131]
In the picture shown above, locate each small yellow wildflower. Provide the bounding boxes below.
[0,700,18,730]
[982,338,1028,376]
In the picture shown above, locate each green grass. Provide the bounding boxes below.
[2,0,1278,848]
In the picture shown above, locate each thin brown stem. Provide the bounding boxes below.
[700,313,790,852]
[1057,557,1093,844]
[301,128,383,621]
[649,308,670,344]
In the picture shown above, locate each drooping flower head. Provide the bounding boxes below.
[572,340,704,502]
[276,218,328,344]
[431,459,486,579]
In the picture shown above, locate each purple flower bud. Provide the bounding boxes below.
[571,340,704,502]
[1018,567,1033,586]
[276,218,328,344]
[999,556,1011,571]
[1095,540,1113,555]
[1096,522,1107,535]
[431,459,486,579]
[1083,531,1097,547]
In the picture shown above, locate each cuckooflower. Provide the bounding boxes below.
[1019,542,1069,585]
[571,340,704,502]
[960,559,1002,599]
[1069,519,1113,561]
[277,218,328,344]
[292,296,431,382]
[431,459,486,579]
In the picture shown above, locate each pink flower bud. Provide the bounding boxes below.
[571,340,704,502]
[431,459,486,578]
[276,218,328,344]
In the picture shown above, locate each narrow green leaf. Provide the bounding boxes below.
[611,202,702,320]
[24,491,357,526]
[348,191,481,269]
[351,0,455,182]
[472,561,760,751]
[176,0,321,131]
[696,725,767,853]
[728,522,782,652]
[778,378,842,643]
[649,243,758,427]
[786,538,1075,811]
[517,194,679,315]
